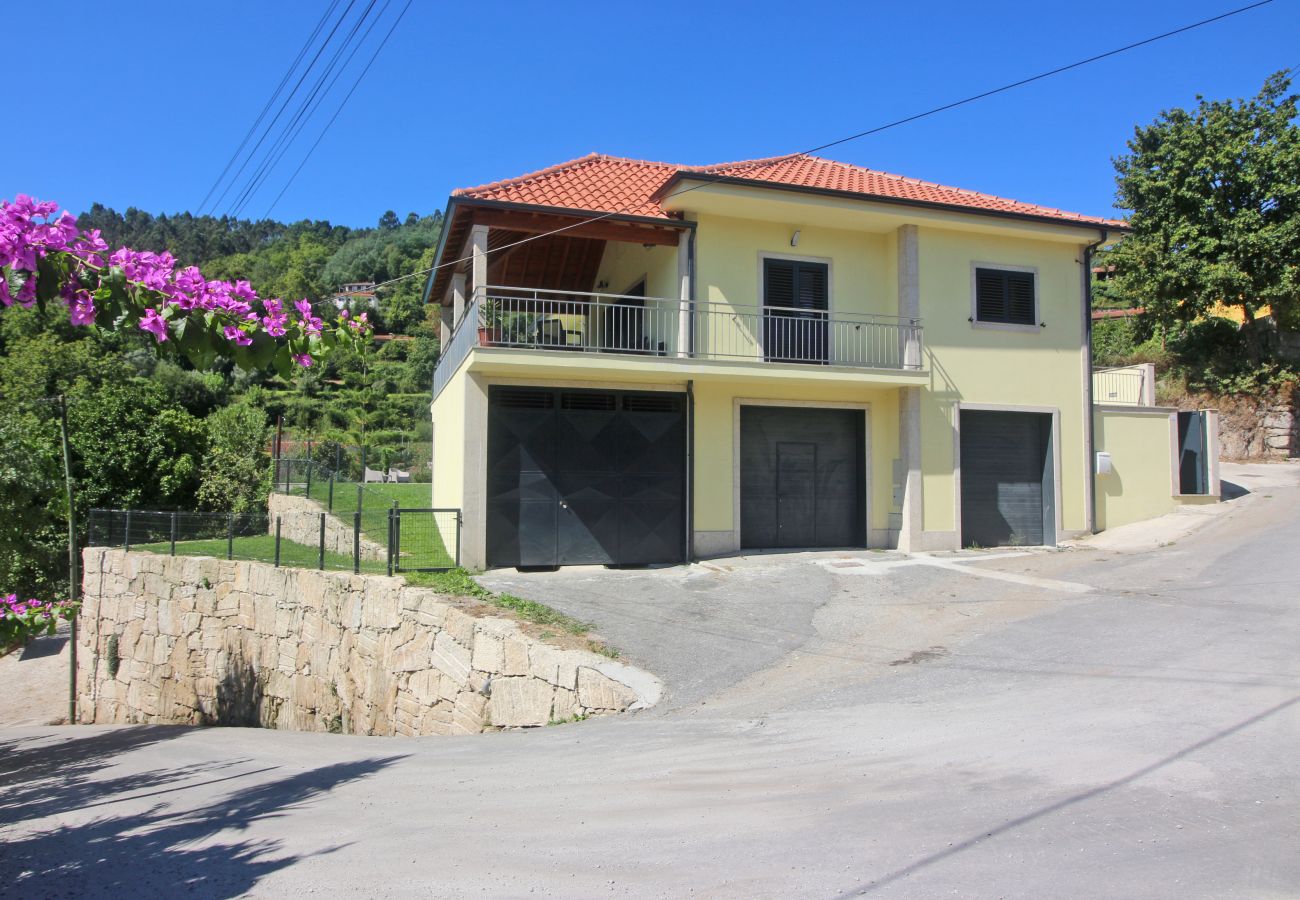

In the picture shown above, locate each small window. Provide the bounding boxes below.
[974,267,1036,326]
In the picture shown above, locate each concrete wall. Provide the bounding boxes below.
[916,227,1090,543]
[77,549,659,735]
[692,211,895,318]
[594,240,677,300]
[266,493,386,561]
[1093,406,1220,531]
[690,380,902,553]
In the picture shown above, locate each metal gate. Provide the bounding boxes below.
[959,410,1055,547]
[486,387,687,567]
[739,405,865,549]
[1177,411,1209,495]
[390,508,461,573]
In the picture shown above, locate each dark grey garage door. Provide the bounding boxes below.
[740,406,864,549]
[960,410,1055,547]
[486,387,686,567]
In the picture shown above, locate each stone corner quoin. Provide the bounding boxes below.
[75,547,661,737]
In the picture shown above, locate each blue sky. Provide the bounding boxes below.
[5,0,1296,228]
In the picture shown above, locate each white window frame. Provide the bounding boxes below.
[969,262,1041,334]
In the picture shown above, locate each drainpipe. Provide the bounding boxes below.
[685,379,695,562]
[1082,228,1107,534]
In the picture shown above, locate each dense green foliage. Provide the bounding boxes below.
[1,204,443,601]
[1095,71,1300,397]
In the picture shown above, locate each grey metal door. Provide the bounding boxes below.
[740,406,864,549]
[960,410,1054,547]
[487,387,685,567]
[776,442,817,547]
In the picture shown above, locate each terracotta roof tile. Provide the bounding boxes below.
[452,153,1125,230]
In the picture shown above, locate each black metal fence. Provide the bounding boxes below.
[390,508,461,573]
[88,506,460,574]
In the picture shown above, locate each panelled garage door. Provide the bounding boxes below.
[740,406,865,549]
[959,410,1055,548]
[486,387,686,567]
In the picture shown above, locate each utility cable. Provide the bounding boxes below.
[209,0,361,217]
[196,0,342,215]
[227,0,384,218]
[262,0,415,219]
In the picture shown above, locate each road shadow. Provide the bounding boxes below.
[16,633,68,661]
[0,727,403,897]
[1220,479,1251,501]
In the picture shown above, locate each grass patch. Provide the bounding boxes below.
[548,713,591,726]
[588,641,619,659]
[402,569,602,641]
[133,534,388,574]
[285,480,454,570]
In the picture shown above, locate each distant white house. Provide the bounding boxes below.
[332,281,378,309]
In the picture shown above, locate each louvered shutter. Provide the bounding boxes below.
[1006,272,1035,324]
[975,268,1035,325]
[795,264,828,311]
[764,260,796,309]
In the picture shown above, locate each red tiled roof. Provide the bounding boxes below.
[453,154,680,219]
[452,153,1126,229]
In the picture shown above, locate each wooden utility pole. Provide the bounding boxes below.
[57,395,78,725]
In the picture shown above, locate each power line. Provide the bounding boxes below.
[196,0,342,215]
[235,0,395,219]
[208,0,361,218]
[366,0,1277,295]
[262,0,415,219]
[227,0,384,218]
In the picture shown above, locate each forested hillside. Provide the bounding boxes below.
[0,204,444,601]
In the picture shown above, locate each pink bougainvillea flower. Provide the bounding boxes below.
[139,307,168,342]
[292,353,313,367]
[223,324,253,347]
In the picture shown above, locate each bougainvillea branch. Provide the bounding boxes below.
[0,194,371,374]
[2,594,78,653]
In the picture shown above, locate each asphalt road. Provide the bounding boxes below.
[2,463,1297,898]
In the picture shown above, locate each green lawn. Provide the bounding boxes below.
[280,480,451,566]
[135,534,390,574]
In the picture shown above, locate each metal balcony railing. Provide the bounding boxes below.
[432,286,924,398]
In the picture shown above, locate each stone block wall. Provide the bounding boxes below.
[266,493,387,561]
[77,549,659,735]
[1212,400,1297,459]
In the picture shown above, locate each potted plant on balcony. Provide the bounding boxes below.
[477,299,505,346]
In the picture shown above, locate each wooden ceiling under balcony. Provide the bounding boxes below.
[430,203,689,304]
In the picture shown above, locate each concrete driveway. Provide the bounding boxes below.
[2,462,1297,898]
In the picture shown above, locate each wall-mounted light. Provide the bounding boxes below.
[790,229,801,247]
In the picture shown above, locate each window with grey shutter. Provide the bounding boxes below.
[764,259,828,311]
[974,268,1036,326]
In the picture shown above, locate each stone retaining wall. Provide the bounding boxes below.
[77,548,659,735]
[1221,402,1298,459]
[266,493,387,561]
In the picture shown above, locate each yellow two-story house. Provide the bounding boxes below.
[425,153,1212,570]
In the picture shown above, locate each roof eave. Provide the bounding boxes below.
[654,171,1130,235]
[422,197,461,306]
[451,196,694,230]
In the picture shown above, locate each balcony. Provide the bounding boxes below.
[434,286,923,398]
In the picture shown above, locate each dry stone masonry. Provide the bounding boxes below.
[266,493,387,561]
[77,548,659,735]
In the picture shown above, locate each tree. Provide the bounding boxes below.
[1105,71,1300,362]
[197,402,270,513]
[378,210,400,230]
